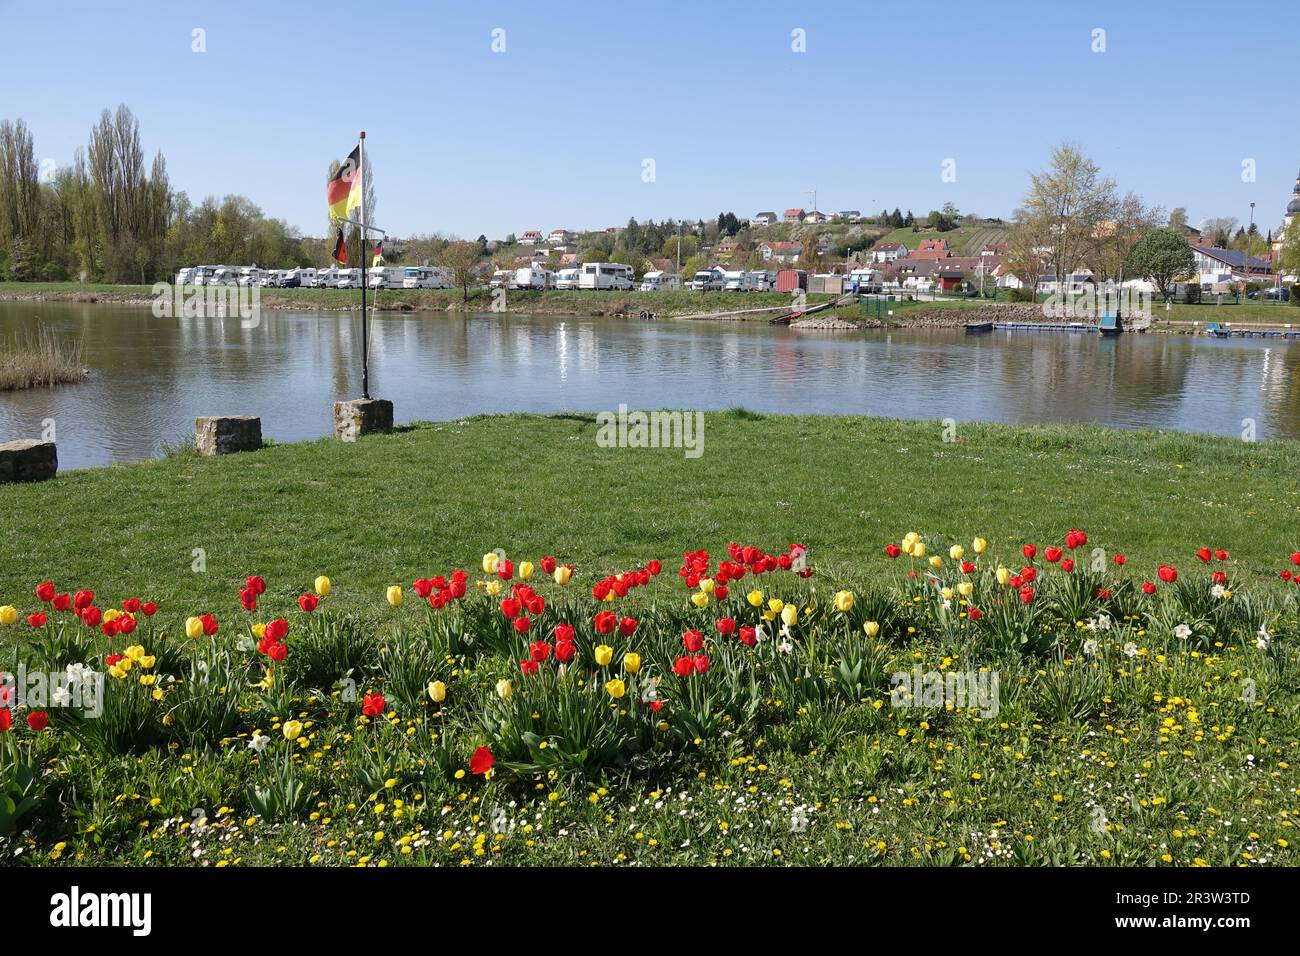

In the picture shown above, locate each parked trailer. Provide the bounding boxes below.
[639,270,681,291]
[776,269,807,293]
[510,267,554,290]
[578,262,635,291]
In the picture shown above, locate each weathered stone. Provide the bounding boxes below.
[0,439,57,483]
[333,398,394,443]
[195,416,262,456]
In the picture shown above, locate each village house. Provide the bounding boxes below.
[871,241,908,263]
[1190,245,1273,285]
[749,212,777,227]
[759,240,803,263]
[518,230,544,245]
[548,229,573,244]
[783,208,806,223]
[906,239,951,260]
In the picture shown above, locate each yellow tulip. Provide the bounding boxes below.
[623,652,642,674]
[768,598,784,614]
[485,580,502,597]
[949,544,964,561]
[781,604,797,627]
[315,575,331,596]
[519,561,534,581]
[109,664,128,680]
[594,645,614,666]
[140,656,156,669]
[913,542,927,558]
[902,531,918,548]
[553,565,572,586]
[762,610,776,622]
[747,589,764,607]
[972,537,987,554]
[864,621,880,638]
[957,581,974,598]
[996,566,1010,586]
[833,590,854,613]
[103,608,121,623]
[283,720,303,741]
[251,622,266,639]
[496,679,512,700]
[691,591,709,609]
[940,587,954,601]
[0,605,16,626]
[386,585,404,607]
[482,552,499,574]
[428,680,447,703]
[125,644,145,661]
[605,678,626,699]
[185,616,204,639]
[928,556,943,569]
[699,577,715,594]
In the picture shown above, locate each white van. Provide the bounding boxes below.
[401,266,450,289]
[722,270,746,292]
[210,266,241,287]
[578,262,634,291]
[336,268,363,289]
[554,268,581,290]
[689,268,725,292]
[175,267,195,286]
[745,270,777,292]
[191,265,222,286]
[368,266,406,289]
[510,267,553,290]
[314,267,343,288]
[639,271,681,291]
[489,269,512,289]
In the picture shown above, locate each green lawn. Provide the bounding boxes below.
[2,415,1298,868]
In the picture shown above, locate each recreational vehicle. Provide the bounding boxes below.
[175,267,195,286]
[554,268,581,290]
[722,270,747,292]
[688,267,725,292]
[509,267,554,290]
[489,269,512,289]
[210,266,241,287]
[368,266,407,289]
[745,270,777,292]
[336,268,363,289]
[237,267,265,287]
[314,267,343,288]
[191,265,222,286]
[578,262,635,291]
[638,271,681,291]
[848,268,884,293]
[401,266,451,289]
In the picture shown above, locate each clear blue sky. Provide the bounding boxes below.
[2,0,1296,240]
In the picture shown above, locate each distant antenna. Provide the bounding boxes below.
[804,187,817,213]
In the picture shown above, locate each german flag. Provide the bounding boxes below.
[332,227,347,264]
[327,145,362,224]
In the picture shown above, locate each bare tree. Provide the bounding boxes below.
[1016,142,1116,284]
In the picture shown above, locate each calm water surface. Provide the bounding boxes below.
[2,302,1299,470]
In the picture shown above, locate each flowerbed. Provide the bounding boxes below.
[1,530,1297,866]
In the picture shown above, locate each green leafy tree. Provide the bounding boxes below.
[1124,227,1195,297]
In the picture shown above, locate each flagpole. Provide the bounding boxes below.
[358,130,370,400]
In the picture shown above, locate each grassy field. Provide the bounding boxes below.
[875,224,1011,256]
[0,414,1298,867]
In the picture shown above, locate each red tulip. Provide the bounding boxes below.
[239,587,258,612]
[554,624,575,644]
[1061,559,1075,573]
[885,544,902,559]
[618,616,638,637]
[1281,570,1294,581]
[81,606,101,628]
[1113,554,1126,566]
[53,593,71,612]
[1022,544,1037,560]
[1019,585,1035,604]
[101,620,118,637]
[519,659,538,676]
[26,613,46,628]
[555,640,575,663]
[738,625,757,646]
[594,611,617,635]
[1044,547,1062,563]
[693,655,710,673]
[496,559,514,581]
[1196,548,1211,563]
[1021,567,1037,583]
[1212,571,1227,585]
[1157,565,1178,584]
[118,615,136,635]
[200,613,219,636]
[513,615,531,634]
[265,617,288,641]
[469,746,494,776]
[298,593,318,613]
[650,700,663,712]
[267,642,287,663]
[104,654,122,666]
[361,693,386,717]
[540,556,557,575]
[35,581,55,602]
[530,640,551,662]
[1142,581,1157,595]
[673,656,694,676]
[122,598,140,613]
[1291,552,1300,566]
[141,601,157,616]
[968,607,982,621]
[500,597,522,618]
[1065,529,1087,549]
[647,559,662,575]
[1214,549,1228,561]
[73,590,94,611]
[245,575,266,595]
[0,709,11,732]
[683,630,704,653]
[961,562,975,574]
[25,711,47,732]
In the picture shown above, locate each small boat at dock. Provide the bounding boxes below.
[964,321,994,334]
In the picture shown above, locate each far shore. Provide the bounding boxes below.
[3,282,1299,333]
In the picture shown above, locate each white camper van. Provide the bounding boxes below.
[401,266,450,289]
[510,267,553,290]
[489,269,512,290]
[638,271,680,291]
[238,267,264,287]
[578,262,634,291]
[688,268,725,292]
[744,270,776,292]
[336,268,363,289]
[554,268,581,290]
[210,266,240,287]
[314,267,343,288]
[368,266,406,289]
[175,267,195,286]
[191,265,222,286]
[722,270,747,292]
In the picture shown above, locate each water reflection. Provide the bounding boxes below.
[1,302,1298,470]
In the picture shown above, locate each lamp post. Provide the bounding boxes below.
[1248,201,1255,304]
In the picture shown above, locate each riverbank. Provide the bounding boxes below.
[1,412,1297,867]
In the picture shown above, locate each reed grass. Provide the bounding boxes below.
[0,324,86,390]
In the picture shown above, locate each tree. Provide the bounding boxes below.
[1084,192,1164,281]
[1279,219,1300,277]
[439,240,481,303]
[1016,142,1116,284]
[1167,208,1189,232]
[1201,216,1238,249]
[1124,227,1195,297]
